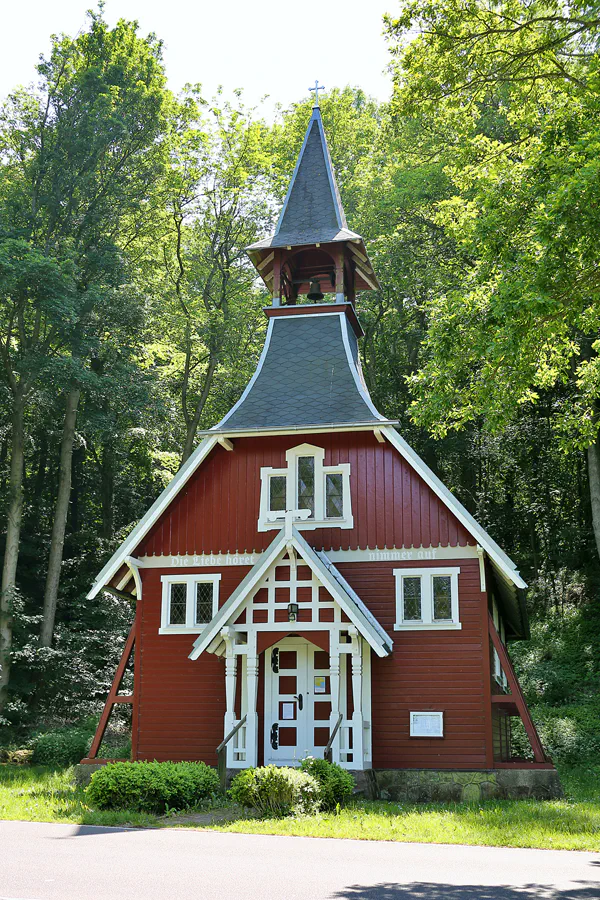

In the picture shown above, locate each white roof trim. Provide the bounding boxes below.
[339,314,387,422]
[189,527,392,660]
[381,426,527,591]
[86,435,220,600]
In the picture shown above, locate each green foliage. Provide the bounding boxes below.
[229,765,321,817]
[86,760,219,813]
[31,727,93,767]
[299,757,355,810]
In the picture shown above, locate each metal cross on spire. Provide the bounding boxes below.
[309,80,325,107]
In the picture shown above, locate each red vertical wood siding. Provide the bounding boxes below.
[131,430,494,768]
[135,566,250,763]
[337,558,488,769]
[137,432,473,558]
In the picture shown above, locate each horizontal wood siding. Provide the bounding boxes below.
[137,432,473,558]
[337,557,488,769]
[134,566,251,763]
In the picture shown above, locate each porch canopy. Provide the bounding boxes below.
[189,527,391,770]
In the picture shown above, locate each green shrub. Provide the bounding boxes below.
[512,702,600,764]
[299,756,355,809]
[230,765,321,817]
[31,729,92,766]
[86,760,219,813]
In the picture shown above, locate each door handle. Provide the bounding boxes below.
[270,723,279,749]
[294,694,303,711]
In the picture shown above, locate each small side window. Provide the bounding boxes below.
[394,568,460,630]
[160,575,221,633]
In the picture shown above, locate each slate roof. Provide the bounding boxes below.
[211,310,388,433]
[247,108,360,251]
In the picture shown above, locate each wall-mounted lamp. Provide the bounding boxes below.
[287,602,299,623]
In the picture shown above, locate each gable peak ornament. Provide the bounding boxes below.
[309,80,325,107]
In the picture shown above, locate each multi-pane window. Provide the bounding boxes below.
[168,582,187,625]
[433,575,452,621]
[394,568,460,630]
[195,582,214,625]
[325,473,344,518]
[402,576,422,620]
[161,575,221,633]
[259,444,352,530]
[269,476,287,512]
[297,457,315,516]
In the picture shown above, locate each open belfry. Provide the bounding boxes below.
[84,89,559,798]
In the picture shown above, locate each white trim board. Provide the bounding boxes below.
[136,545,480,569]
[189,527,392,661]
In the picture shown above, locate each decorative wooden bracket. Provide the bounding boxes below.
[488,611,547,763]
[81,621,136,763]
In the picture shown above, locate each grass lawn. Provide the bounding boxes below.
[1,763,599,850]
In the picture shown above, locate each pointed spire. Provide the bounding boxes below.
[263,107,359,249]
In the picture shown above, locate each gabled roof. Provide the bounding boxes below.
[248,107,356,251]
[208,308,393,434]
[189,527,393,659]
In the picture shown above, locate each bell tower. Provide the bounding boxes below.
[246,88,379,306]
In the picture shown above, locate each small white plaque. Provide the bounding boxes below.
[410,712,443,738]
[281,702,295,720]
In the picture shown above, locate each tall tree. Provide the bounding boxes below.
[0,9,172,704]
[385,0,600,556]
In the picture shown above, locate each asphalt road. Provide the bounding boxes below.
[0,821,598,900]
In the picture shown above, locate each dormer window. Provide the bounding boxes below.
[259,444,353,531]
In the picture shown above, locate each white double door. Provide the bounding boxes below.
[264,638,332,765]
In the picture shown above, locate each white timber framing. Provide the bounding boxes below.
[189,528,390,770]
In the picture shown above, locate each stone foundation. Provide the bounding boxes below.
[74,763,108,787]
[360,767,563,802]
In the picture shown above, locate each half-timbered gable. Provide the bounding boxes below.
[83,97,558,797]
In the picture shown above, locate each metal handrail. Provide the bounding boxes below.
[216,714,247,753]
[324,713,343,762]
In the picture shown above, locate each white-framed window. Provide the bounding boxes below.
[492,598,509,689]
[258,443,353,531]
[410,711,444,738]
[394,567,461,630]
[159,574,221,634]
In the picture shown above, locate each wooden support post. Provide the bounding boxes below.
[272,251,282,306]
[84,622,136,761]
[350,630,364,769]
[329,633,341,763]
[246,631,259,767]
[488,612,547,763]
[335,246,345,303]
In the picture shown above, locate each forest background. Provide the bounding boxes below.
[1,1,599,766]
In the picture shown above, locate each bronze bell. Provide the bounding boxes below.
[307,279,324,301]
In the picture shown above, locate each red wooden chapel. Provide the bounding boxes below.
[83,96,559,797]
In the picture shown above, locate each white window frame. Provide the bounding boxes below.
[410,711,444,738]
[393,567,461,630]
[492,597,509,689]
[159,573,221,634]
[258,443,353,531]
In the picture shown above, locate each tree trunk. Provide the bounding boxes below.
[0,394,26,714]
[100,441,115,539]
[39,388,81,648]
[180,354,218,466]
[587,435,600,563]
